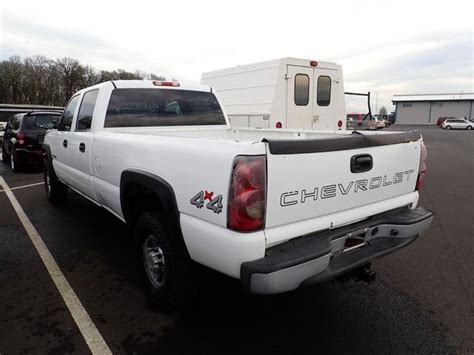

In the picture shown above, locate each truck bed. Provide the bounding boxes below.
[103,125,418,144]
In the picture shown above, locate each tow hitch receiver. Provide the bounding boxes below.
[339,263,376,284]
[354,264,376,284]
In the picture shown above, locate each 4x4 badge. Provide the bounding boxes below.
[190,190,223,214]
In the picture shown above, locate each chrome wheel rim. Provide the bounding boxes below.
[10,152,14,170]
[143,235,166,289]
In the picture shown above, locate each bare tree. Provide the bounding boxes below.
[0,55,154,106]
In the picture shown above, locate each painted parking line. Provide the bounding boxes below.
[0,181,44,193]
[0,176,112,355]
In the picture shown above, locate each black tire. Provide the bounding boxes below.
[446,126,452,130]
[10,150,21,172]
[467,126,472,130]
[1,148,9,164]
[135,211,196,311]
[43,157,68,203]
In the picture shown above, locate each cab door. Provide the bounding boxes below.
[67,89,99,199]
[52,95,81,185]
[286,65,313,129]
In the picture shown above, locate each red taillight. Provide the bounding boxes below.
[416,141,428,191]
[152,80,180,87]
[16,132,25,145]
[276,122,282,129]
[228,156,266,232]
[337,120,343,128]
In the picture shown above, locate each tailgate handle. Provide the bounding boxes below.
[351,154,373,173]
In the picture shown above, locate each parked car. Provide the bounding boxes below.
[1,111,61,171]
[437,116,456,126]
[42,79,432,309]
[346,113,377,130]
[0,122,6,144]
[441,118,473,130]
[374,116,385,129]
[346,116,354,129]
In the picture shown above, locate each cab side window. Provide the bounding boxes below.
[58,95,80,131]
[76,90,99,131]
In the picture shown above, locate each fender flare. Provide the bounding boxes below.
[120,169,182,237]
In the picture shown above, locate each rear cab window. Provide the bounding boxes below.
[104,89,226,128]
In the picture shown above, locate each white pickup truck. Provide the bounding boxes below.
[43,79,432,308]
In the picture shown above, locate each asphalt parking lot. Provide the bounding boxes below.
[0,125,473,354]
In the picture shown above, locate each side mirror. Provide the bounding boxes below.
[52,120,59,129]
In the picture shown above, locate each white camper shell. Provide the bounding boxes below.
[201,58,346,130]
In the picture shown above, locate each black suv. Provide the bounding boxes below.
[2,111,61,171]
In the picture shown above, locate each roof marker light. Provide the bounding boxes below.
[310,61,318,67]
[153,80,180,87]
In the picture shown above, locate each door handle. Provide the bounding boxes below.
[79,142,86,153]
[63,139,68,148]
[351,154,373,173]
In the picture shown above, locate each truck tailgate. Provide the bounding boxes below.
[264,131,422,245]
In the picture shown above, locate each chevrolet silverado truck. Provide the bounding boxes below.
[43,79,433,308]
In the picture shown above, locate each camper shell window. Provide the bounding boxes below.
[294,74,310,106]
[317,76,331,106]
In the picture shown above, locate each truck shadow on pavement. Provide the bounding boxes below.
[15,188,453,354]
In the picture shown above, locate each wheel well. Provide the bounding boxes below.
[122,183,164,229]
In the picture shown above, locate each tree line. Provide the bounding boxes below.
[0,55,160,107]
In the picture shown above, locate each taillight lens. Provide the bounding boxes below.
[337,120,343,128]
[16,132,26,145]
[228,156,266,232]
[416,141,428,191]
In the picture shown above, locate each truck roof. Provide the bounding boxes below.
[202,57,341,79]
[75,80,212,95]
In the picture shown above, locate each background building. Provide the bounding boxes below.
[392,93,474,125]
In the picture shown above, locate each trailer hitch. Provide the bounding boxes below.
[352,264,376,284]
[337,263,376,284]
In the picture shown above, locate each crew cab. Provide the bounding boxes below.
[43,79,433,308]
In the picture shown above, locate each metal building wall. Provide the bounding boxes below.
[396,101,474,124]
[429,101,471,122]
[396,102,431,124]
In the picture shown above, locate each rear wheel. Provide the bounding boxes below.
[446,126,452,130]
[1,148,9,164]
[43,157,68,203]
[467,126,472,130]
[10,150,21,172]
[135,211,196,311]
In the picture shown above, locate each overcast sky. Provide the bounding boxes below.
[1,0,473,112]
